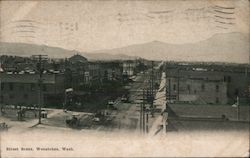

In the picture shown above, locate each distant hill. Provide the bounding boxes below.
[91,32,250,64]
[0,42,138,61]
[0,42,76,58]
[0,32,249,63]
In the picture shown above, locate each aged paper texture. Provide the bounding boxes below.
[0,0,249,157]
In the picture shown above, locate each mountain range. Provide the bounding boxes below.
[91,32,249,63]
[0,42,138,61]
[0,32,249,63]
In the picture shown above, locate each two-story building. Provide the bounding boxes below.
[0,73,65,106]
[165,63,250,105]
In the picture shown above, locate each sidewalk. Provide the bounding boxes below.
[149,72,167,135]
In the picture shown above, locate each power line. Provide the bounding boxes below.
[31,54,48,124]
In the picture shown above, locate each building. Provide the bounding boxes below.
[87,62,101,83]
[166,76,228,104]
[0,72,65,106]
[122,60,136,76]
[86,61,123,83]
[68,54,88,64]
[165,63,250,105]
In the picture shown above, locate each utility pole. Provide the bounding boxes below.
[129,61,131,77]
[140,103,142,133]
[146,110,149,133]
[0,61,3,116]
[32,54,48,124]
[163,63,169,134]
[177,68,180,101]
[0,73,2,116]
[142,89,145,133]
[150,61,154,117]
[168,78,171,102]
[236,96,240,120]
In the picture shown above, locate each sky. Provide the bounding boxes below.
[0,0,249,52]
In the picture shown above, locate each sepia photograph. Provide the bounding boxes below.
[0,0,249,157]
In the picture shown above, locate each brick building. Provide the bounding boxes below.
[166,76,228,104]
[0,73,65,106]
[165,63,250,105]
[122,61,136,76]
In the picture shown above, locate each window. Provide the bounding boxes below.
[19,84,24,91]
[201,84,205,92]
[223,76,226,82]
[9,83,14,91]
[1,83,3,90]
[224,76,231,83]
[216,85,219,92]
[216,97,219,104]
[23,94,28,99]
[43,85,47,92]
[173,84,176,91]
[30,83,35,91]
[187,85,191,94]
[9,94,14,99]
[0,95,3,103]
[234,89,239,96]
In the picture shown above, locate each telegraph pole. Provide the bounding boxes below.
[140,103,142,133]
[150,61,155,117]
[177,68,180,101]
[168,78,171,102]
[236,96,240,121]
[142,89,145,133]
[0,61,3,115]
[146,110,149,133]
[129,61,131,76]
[32,54,48,124]
[0,72,2,116]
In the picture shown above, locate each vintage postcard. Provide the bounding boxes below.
[0,0,249,157]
